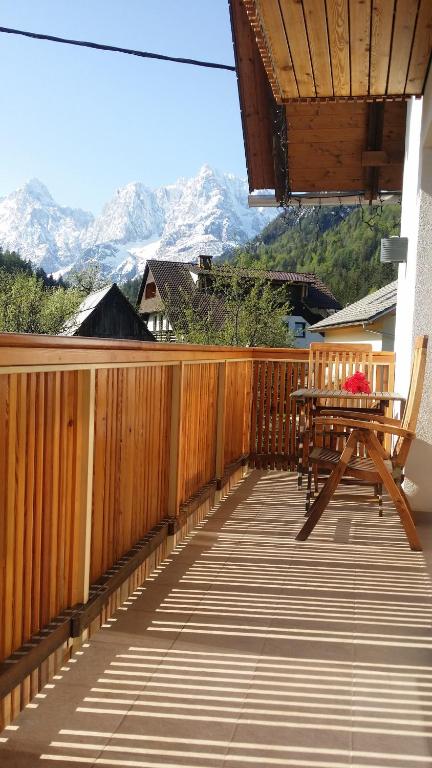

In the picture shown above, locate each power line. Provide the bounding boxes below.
[0,25,236,72]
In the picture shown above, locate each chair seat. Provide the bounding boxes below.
[309,446,385,475]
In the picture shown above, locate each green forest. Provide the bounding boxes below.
[0,249,85,334]
[227,204,400,306]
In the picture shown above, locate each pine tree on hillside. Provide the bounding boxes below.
[228,205,400,306]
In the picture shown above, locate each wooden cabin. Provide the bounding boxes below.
[62,283,156,341]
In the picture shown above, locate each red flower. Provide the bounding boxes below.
[343,371,371,394]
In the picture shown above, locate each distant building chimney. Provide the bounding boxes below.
[199,255,213,270]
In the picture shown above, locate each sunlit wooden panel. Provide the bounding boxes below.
[239,0,431,101]
[326,0,350,96]
[230,0,277,190]
[405,0,432,95]
[303,0,333,96]
[387,0,419,94]
[255,0,298,99]
[370,0,395,95]
[350,0,371,96]
[278,0,316,97]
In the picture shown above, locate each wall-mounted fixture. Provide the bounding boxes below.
[380,236,408,263]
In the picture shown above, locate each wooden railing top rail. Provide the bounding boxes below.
[0,333,395,370]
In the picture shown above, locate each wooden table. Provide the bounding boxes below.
[290,388,405,488]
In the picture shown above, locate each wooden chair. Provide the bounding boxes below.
[296,336,428,551]
[301,342,376,499]
[308,342,374,406]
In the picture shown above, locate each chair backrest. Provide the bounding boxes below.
[308,343,374,406]
[399,335,428,436]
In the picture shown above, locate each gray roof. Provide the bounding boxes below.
[309,281,397,332]
[61,285,113,336]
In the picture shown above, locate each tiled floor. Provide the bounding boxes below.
[2,470,432,767]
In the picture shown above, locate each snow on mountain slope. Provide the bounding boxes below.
[0,167,277,280]
[0,179,93,274]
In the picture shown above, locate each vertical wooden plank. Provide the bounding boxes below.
[4,374,17,658]
[277,362,287,468]
[0,375,8,662]
[71,368,96,606]
[303,0,333,95]
[370,0,396,95]
[13,374,27,653]
[350,0,371,96]
[279,0,316,96]
[405,0,432,95]
[256,0,299,98]
[249,362,260,466]
[91,369,108,583]
[326,0,350,96]
[270,362,280,468]
[215,361,227,483]
[264,361,273,468]
[32,374,44,635]
[23,373,36,644]
[48,372,61,620]
[388,0,419,94]
[168,362,185,519]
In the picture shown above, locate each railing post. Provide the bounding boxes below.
[168,362,185,526]
[73,368,96,606]
[215,361,227,489]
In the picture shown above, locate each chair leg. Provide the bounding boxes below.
[313,465,319,493]
[296,432,358,541]
[374,483,383,517]
[365,433,422,551]
[305,463,313,515]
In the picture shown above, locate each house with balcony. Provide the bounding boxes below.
[137,255,340,346]
[1,3,432,767]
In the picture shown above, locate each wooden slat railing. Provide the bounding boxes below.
[249,350,396,469]
[0,334,395,725]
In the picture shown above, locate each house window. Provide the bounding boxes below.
[145,282,156,299]
[294,321,306,338]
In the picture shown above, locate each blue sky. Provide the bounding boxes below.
[0,1,245,212]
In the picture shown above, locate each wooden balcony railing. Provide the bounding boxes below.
[0,334,395,725]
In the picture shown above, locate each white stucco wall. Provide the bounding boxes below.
[394,78,432,512]
[311,314,395,351]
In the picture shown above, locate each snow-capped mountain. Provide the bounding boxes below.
[0,166,277,281]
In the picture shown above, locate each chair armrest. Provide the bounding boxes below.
[318,410,401,426]
[314,416,415,439]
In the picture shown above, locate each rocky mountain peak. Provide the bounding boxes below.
[0,167,278,281]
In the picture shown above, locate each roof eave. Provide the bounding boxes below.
[310,304,396,332]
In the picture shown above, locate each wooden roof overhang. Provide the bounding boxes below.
[229,0,432,205]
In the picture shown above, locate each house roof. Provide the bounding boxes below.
[61,285,113,336]
[138,259,340,318]
[145,260,196,305]
[309,281,398,332]
[62,283,155,340]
